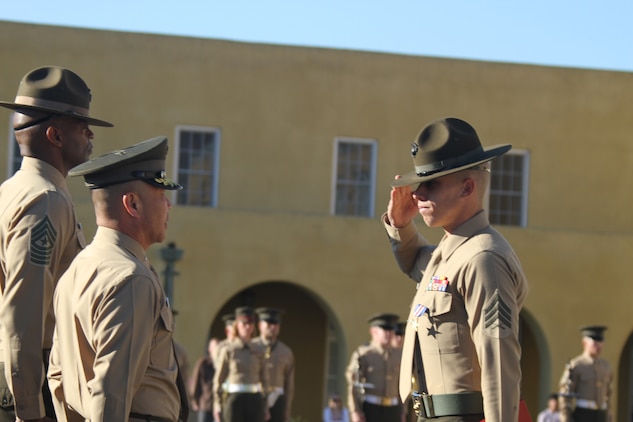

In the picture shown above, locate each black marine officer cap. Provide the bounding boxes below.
[255,307,285,324]
[0,65,113,127]
[69,136,182,190]
[367,313,399,330]
[394,321,406,336]
[580,325,607,341]
[222,313,235,326]
[234,306,256,323]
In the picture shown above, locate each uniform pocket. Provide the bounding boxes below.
[419,292,461,354]
[149,305,176,367]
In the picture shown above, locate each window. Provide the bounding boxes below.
[174,126,220,207]
[488,150,529,227]
[331,138,377,217]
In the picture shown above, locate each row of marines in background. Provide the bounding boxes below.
[346,315,613,422]
[188,307,295,422]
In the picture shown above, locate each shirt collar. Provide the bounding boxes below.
[439,210,490,261]
[94,226,149,268]
[20,156,70,197]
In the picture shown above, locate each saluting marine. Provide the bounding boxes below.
[383,118,528,421]
[558,326,612,422]
[345,313,402,422]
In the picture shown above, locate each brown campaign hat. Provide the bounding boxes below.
[367,313,399,330]
[69,136,181,190]
[255,307,285,324]
[392,117,511,188]
[0,66,112,127]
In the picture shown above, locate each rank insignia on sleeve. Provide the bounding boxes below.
[30,215,57,266]
[426,275,449,292]
[483,289,513,338]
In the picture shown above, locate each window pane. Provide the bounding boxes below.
[334,140,375,217]
[489,152,528,227]
[176,128,218,207]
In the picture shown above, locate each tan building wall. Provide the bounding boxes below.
[2,20,633,420]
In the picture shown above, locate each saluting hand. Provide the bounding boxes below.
[387,176,418,228]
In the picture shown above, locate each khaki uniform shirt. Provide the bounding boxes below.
[252,337,295,416]
[345,342,402,413]
[558,352,612,421]
[0,157,85,419]
[385,210,528,422]
[48,227,180,421]
[212,338,268,413]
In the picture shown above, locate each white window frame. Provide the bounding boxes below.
[172,125,221,207]
[487,149,529,227]
[330,137,377,218]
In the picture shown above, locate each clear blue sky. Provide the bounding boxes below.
[2,0,632,72]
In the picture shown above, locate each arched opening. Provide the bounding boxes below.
[520,309,549,417]
[618,332,633,421]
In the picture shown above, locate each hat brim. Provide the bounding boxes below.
[392,144,511,188]
[0,101,113,127]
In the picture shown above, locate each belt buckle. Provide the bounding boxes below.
[381,397,391,406]
[412,391,433,418]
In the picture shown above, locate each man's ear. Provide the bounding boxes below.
[461,178,475,197]
[122,192,140,217]
[45,126,62,147]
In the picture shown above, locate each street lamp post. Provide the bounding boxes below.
[160,242,183,309]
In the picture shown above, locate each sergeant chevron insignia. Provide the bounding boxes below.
[483,289,513,338]
[30,215,57,266]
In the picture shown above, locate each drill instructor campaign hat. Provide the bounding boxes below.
[69,136,181,190]
[0,65,113,127]
[392,117,511,189]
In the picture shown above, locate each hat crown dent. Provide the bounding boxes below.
[1,66,112,127]
[21,66,92,109]
[413,118,483,168]
[391,117,511,188]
